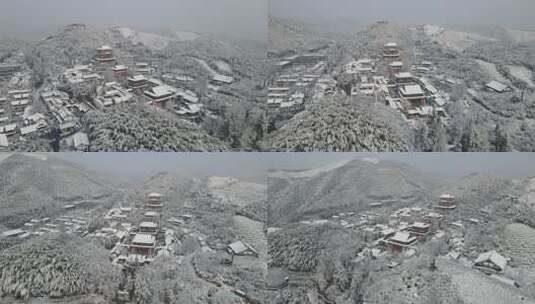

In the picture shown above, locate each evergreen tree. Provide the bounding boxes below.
[494,123,509,152]
[461,119,489,152]
[414,121,430,152]
[429,115,447,152]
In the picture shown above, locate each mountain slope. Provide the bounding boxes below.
[268,159,442,226]
[269,17,333,54]
[0,154,118,228]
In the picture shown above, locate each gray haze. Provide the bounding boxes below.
[54,153,535,184]
[0,0,266,41]
[57,153,270,184]
[271,0,535,30]
[268,153,535,181]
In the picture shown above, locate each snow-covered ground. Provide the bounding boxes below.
[508,65,534,87]
[424,26,496,52]
[192,58,217,77]
[475,59,509,83]
[270,158,354,179]
[117,27,172,50]
[214,60,232,74]
[423,24,444,36]
[173,30,200,41]
[207,176,266,208]
[507,29,535,43]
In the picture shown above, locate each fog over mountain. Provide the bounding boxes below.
[53,153,535,184]
[271,0,535,31]
[0,0,267,41]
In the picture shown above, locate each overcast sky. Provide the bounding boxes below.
[271,0,535,30]
[55,153,535,184]
[0,0,266,41]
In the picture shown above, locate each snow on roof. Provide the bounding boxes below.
[213,74,234,84]
[382,228,396,236]
[129,75,146,82]
[2,229,25,237]
[412,222,430,229]
[420,78,438,94]
[20,124,38,136]
[390,231,416,244]
[145,85,174,98]
[148,192,162,197]
[396,72,413,78]
[153,86,172,96]
[140,222,158,228]
[385,42,398,47]
[0,134,8,147]
[98,45,112,50]
[401,84,424,96]
[113,65,127,70]
[0,123,17,133]
[440,193,454,199]
[420,106,434,116]
[390,61,404,67]
[132,233,155,246]
[475,250,507,271]
[486,80,508,92]
[145,211,158,217]
[228,241,254,254]
[73,132,89,148]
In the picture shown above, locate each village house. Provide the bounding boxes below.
[62,65,101,86]
[0,134,8,150]
[279,99,305,114]
[0,123,17,136]
[8,89,31,114]
[0,64,21,78]
[486,80,509,93]
[94,82,133,108]
[72,132,89,151]
[227,241,259,257]
[212,74,235,85]
[59,121,77,136]
[474,250,507,274]
[175,103,203,121]
[290,54,327,68]
[2,229,26,237]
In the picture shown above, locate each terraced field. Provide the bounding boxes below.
[233,215,267,274]
[207,176,266,208]
[438,257,535,304]
[502,223,535,265]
